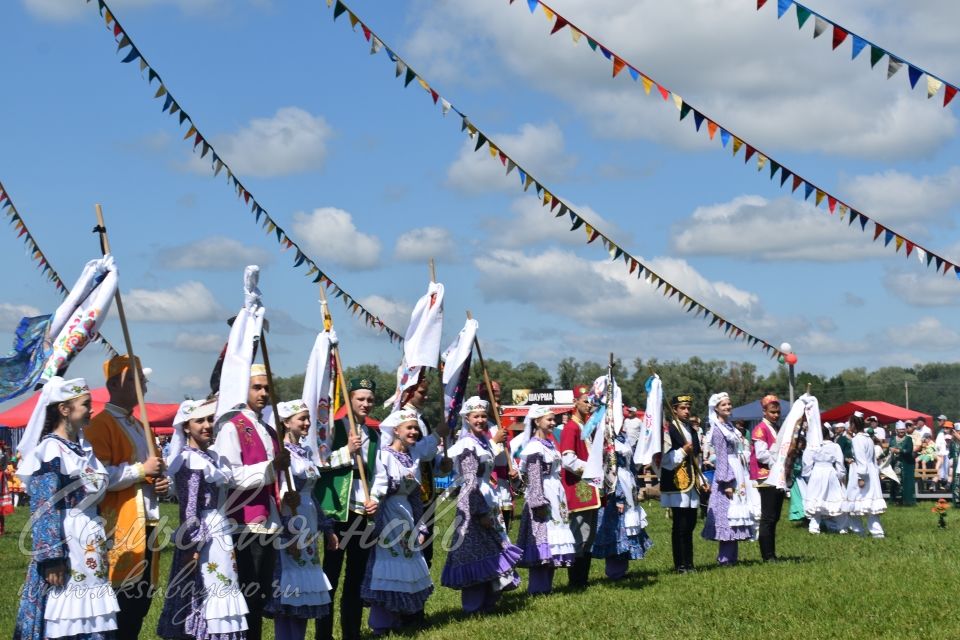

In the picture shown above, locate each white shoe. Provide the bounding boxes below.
[838,529,847,535]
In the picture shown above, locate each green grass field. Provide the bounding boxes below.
[2,499,958,639]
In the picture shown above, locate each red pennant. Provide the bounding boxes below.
[430,89,439,104]
[499,151,508,165]
[757,0,768,8]
[831,26,848,50]
[744,145,756,163]
[243,190,251,204]
[587,230,600,244]
[906,241,915,257]
[827,196,837,213]
[791,175,803,192]
[945,85,958,107]
[17,227,27,238]
[194,133,203,148]
[550,197,561,212]
[657,84,670,100]
[113,23,122,37]
[612,57,626,77]
[550,16,568,35]
[362,25,372,41]
[873,223,884,241]
[629,259,638,274]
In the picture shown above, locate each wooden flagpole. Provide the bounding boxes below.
[257,328,300,508]
[319,285,370,503]
[466,310,514,475]
[429,259,451,467]
[93,204,158,460]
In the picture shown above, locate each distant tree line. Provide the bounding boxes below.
[272,358,960,425]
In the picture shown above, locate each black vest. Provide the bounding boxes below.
[659,421,701,493]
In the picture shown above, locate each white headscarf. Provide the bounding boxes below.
[707,391,738,444]
[511,404,551,458]
[380,408,420,447]
[166,398,216,476]
[278,399,309,421]
[16,377,90,481]
[457,396,489,437]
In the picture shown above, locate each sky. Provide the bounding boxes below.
[2,0,960,405]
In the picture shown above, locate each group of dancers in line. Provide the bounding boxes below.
[13,354,890,640]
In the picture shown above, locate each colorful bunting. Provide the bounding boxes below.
[0,179,119,357]
[500,0,959,283]
[758,1,958,108]
[325,1,788,358]
[89,0,405,344]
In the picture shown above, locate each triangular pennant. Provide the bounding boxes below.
[657,85,670,100]
[905,241,915,257]
[571,28,582,44]
[440,98,452,115]
[887,57,903,79]
[827,195,837,213]
[333,0,347,20]
[757,154,767,171]
[693,111,705,131]
[894,235,904,251]
[550,15,568,35]
[732,137,743,155]
[792,174,803,192]
[679,102,693,120]
[815,189,826,206]
[404,67,417,87]
[883,229,894,247]
[776,0,790,18]
[869,45,885,68]
[945,85,958,107]
[804,182,814,200]
[707,121,718,140]
[812,16,828,39]
[851,35,867,60]
[927,76,943,99]
[628,67,639,81]
[720,129,731,147]
[873,223,884,241]
[796,5,811,28]
[831,25,848,50]
[744,145,756,163]
[907,64,923,89]
[780,169,792,187]
[769,160,780,180]
[570,215,584,231]
[527,0,538,12]
[859,213,868,231]
[612,56,626,77]
[395,59,406,78]
[474,132,487,151]
[641,75,653,95]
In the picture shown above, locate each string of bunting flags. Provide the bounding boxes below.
[0,179,119,357]
[86,0,405,344]
[506,0,960,282]
[757,0,958,108]
[327,0,785,358]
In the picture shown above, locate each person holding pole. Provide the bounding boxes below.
[660,394,703,574]
[85,355,169,637]
[315,377,378,640]
[477,380,519,531]
[750,394,785,562]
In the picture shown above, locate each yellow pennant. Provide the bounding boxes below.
[815,189,826,206]
[542,6,554,21]
[154,84,167,98]
[104,9,113,26]
[348,12,359,29]
[584,223,594,240]
[641,76,653,95]
[838,204,849,220]
[732,138,743,155]
[417,77,430,92]
[542,191,552,207]
[895,236,904,251]
[927,76,944,98]
[488,143,499,158]
[183,125,197,140]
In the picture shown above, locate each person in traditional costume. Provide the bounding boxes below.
[441,396,521,613]
[787,432,807,524]
[803,425,846,534]
[558,384,600,589]
[361,408,443,635]
[211,362,290,640]
[477,381,518,531]
[660,394,701,573]
[157,398,249,640]
[513,405,576,595]
[842,413,886,538]
[701,392,759,566]
[84,355,169,638]
[750,394,785,562]
[887,421,917,506]
[265,400,337,640]
[315,377,378,640]
[14,377,120,640]
[591,416,652,579]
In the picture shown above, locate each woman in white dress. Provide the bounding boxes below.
[158,398,249,640]
[842,413,886,538]
[14,377,119,640]
[802,424,846,534]
[265,400,338,640]
[512,405,576,595]
[361,408,440,634]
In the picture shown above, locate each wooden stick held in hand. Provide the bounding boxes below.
[258,329,299,511]
[93,204,157,460]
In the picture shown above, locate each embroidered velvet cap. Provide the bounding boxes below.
[572,384,591,400]
[349,377,377,394]
[671,394,693,406]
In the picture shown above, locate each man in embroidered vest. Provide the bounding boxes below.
[750,394,784,562]
[211,363,290,640]
[560,384,601,589]
[315,377,378,640]
[85,355,169,638]
[660,394,701,574]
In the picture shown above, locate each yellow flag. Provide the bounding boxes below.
[815,189,826,206]
[732,138,743,155]
[584,223,594,240]
[641,76,653,95]
[183,125,197,140]
[488,144,499,158]
[542,6,554,21]
[543,192,552,207]
[895,236,904,251]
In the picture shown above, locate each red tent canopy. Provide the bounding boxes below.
[333,405,380,428]
[820,401,932,426]
[0,387,180,434]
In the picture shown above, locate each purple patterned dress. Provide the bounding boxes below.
[157,447,247,640]
[516,438,576,567]
[441,434,521,589]
[702,425,759,542]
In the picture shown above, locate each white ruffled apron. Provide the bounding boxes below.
[197,504,249,634]
[370,476,432,595]
[44,469,119,638]
[278,466,333,609]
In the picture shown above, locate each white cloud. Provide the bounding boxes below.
[124,282,222,322]
[473,248,760,328]
[446,122,575,194]
[484,197,629,249]
[171,332,225,352]
[840,166,960,224]
[357,295,412,332]
[0,302,42,325]
[407,0,959,159]
[187,107,332,178]
[884,317,960,349]
[178,375,207,392]
[394,227,457,263]
[671,194,891,261]
[159,236,272,270]
[291,207,381,270]
[23,0,261,22]
[883,269,960,306]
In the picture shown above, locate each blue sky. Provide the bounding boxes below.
[2,0,959,405]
